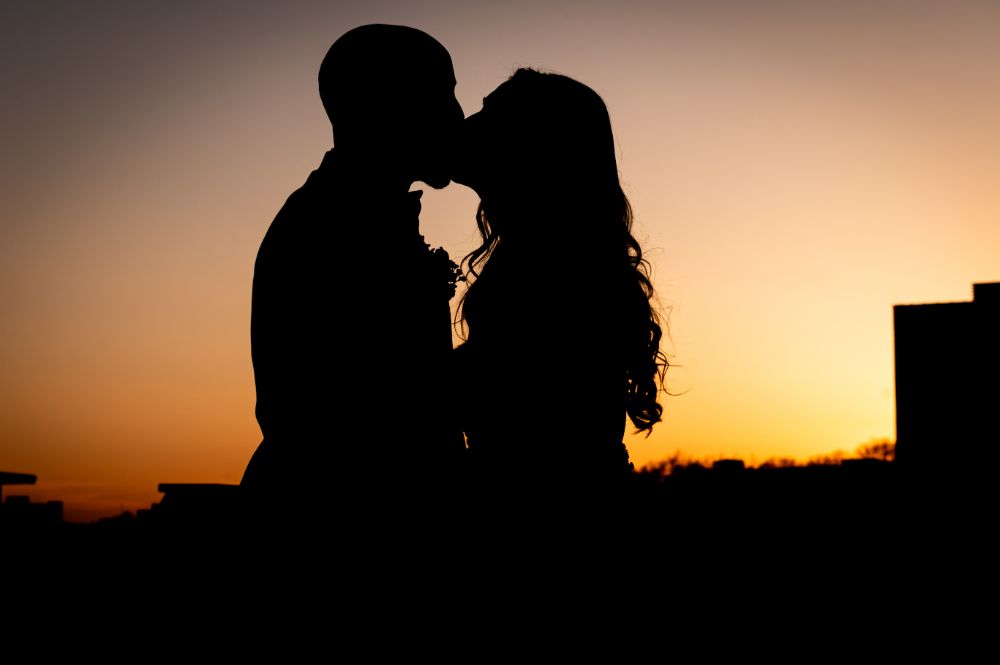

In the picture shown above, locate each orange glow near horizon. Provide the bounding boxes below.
[2,2,999,521]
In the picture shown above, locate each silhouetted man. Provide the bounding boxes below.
[241,25,465,517]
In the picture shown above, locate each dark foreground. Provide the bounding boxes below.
[4,459,985,562]
[4,458,992,647]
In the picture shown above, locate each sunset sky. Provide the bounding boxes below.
[2,1,998,521]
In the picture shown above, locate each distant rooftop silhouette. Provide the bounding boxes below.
[894,282,1000,468]
[0,471,36,503]
[0,472,63,529]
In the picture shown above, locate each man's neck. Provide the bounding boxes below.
[328,146,414,194]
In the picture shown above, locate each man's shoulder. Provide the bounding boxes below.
[273,167,336,226]
[258,168,346,253]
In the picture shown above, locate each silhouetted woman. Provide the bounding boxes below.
[452,68,668,506]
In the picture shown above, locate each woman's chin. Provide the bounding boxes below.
[418,173,453,190]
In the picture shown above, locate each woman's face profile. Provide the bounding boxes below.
[451,82,530,197]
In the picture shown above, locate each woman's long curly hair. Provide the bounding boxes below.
[458,68,668,433]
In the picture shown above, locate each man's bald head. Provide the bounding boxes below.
[318,25,462,188]
[320,25,455,135]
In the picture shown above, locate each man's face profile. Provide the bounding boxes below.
[320,24,464,188]
[405,65,464,189]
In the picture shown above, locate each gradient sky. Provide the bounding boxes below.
[2,0,998,521]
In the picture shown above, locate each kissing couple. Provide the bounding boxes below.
[240,24,667,526]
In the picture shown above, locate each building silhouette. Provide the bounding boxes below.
[0,471,36,503]
[0,471,64,530]
[894,282,1000,469]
